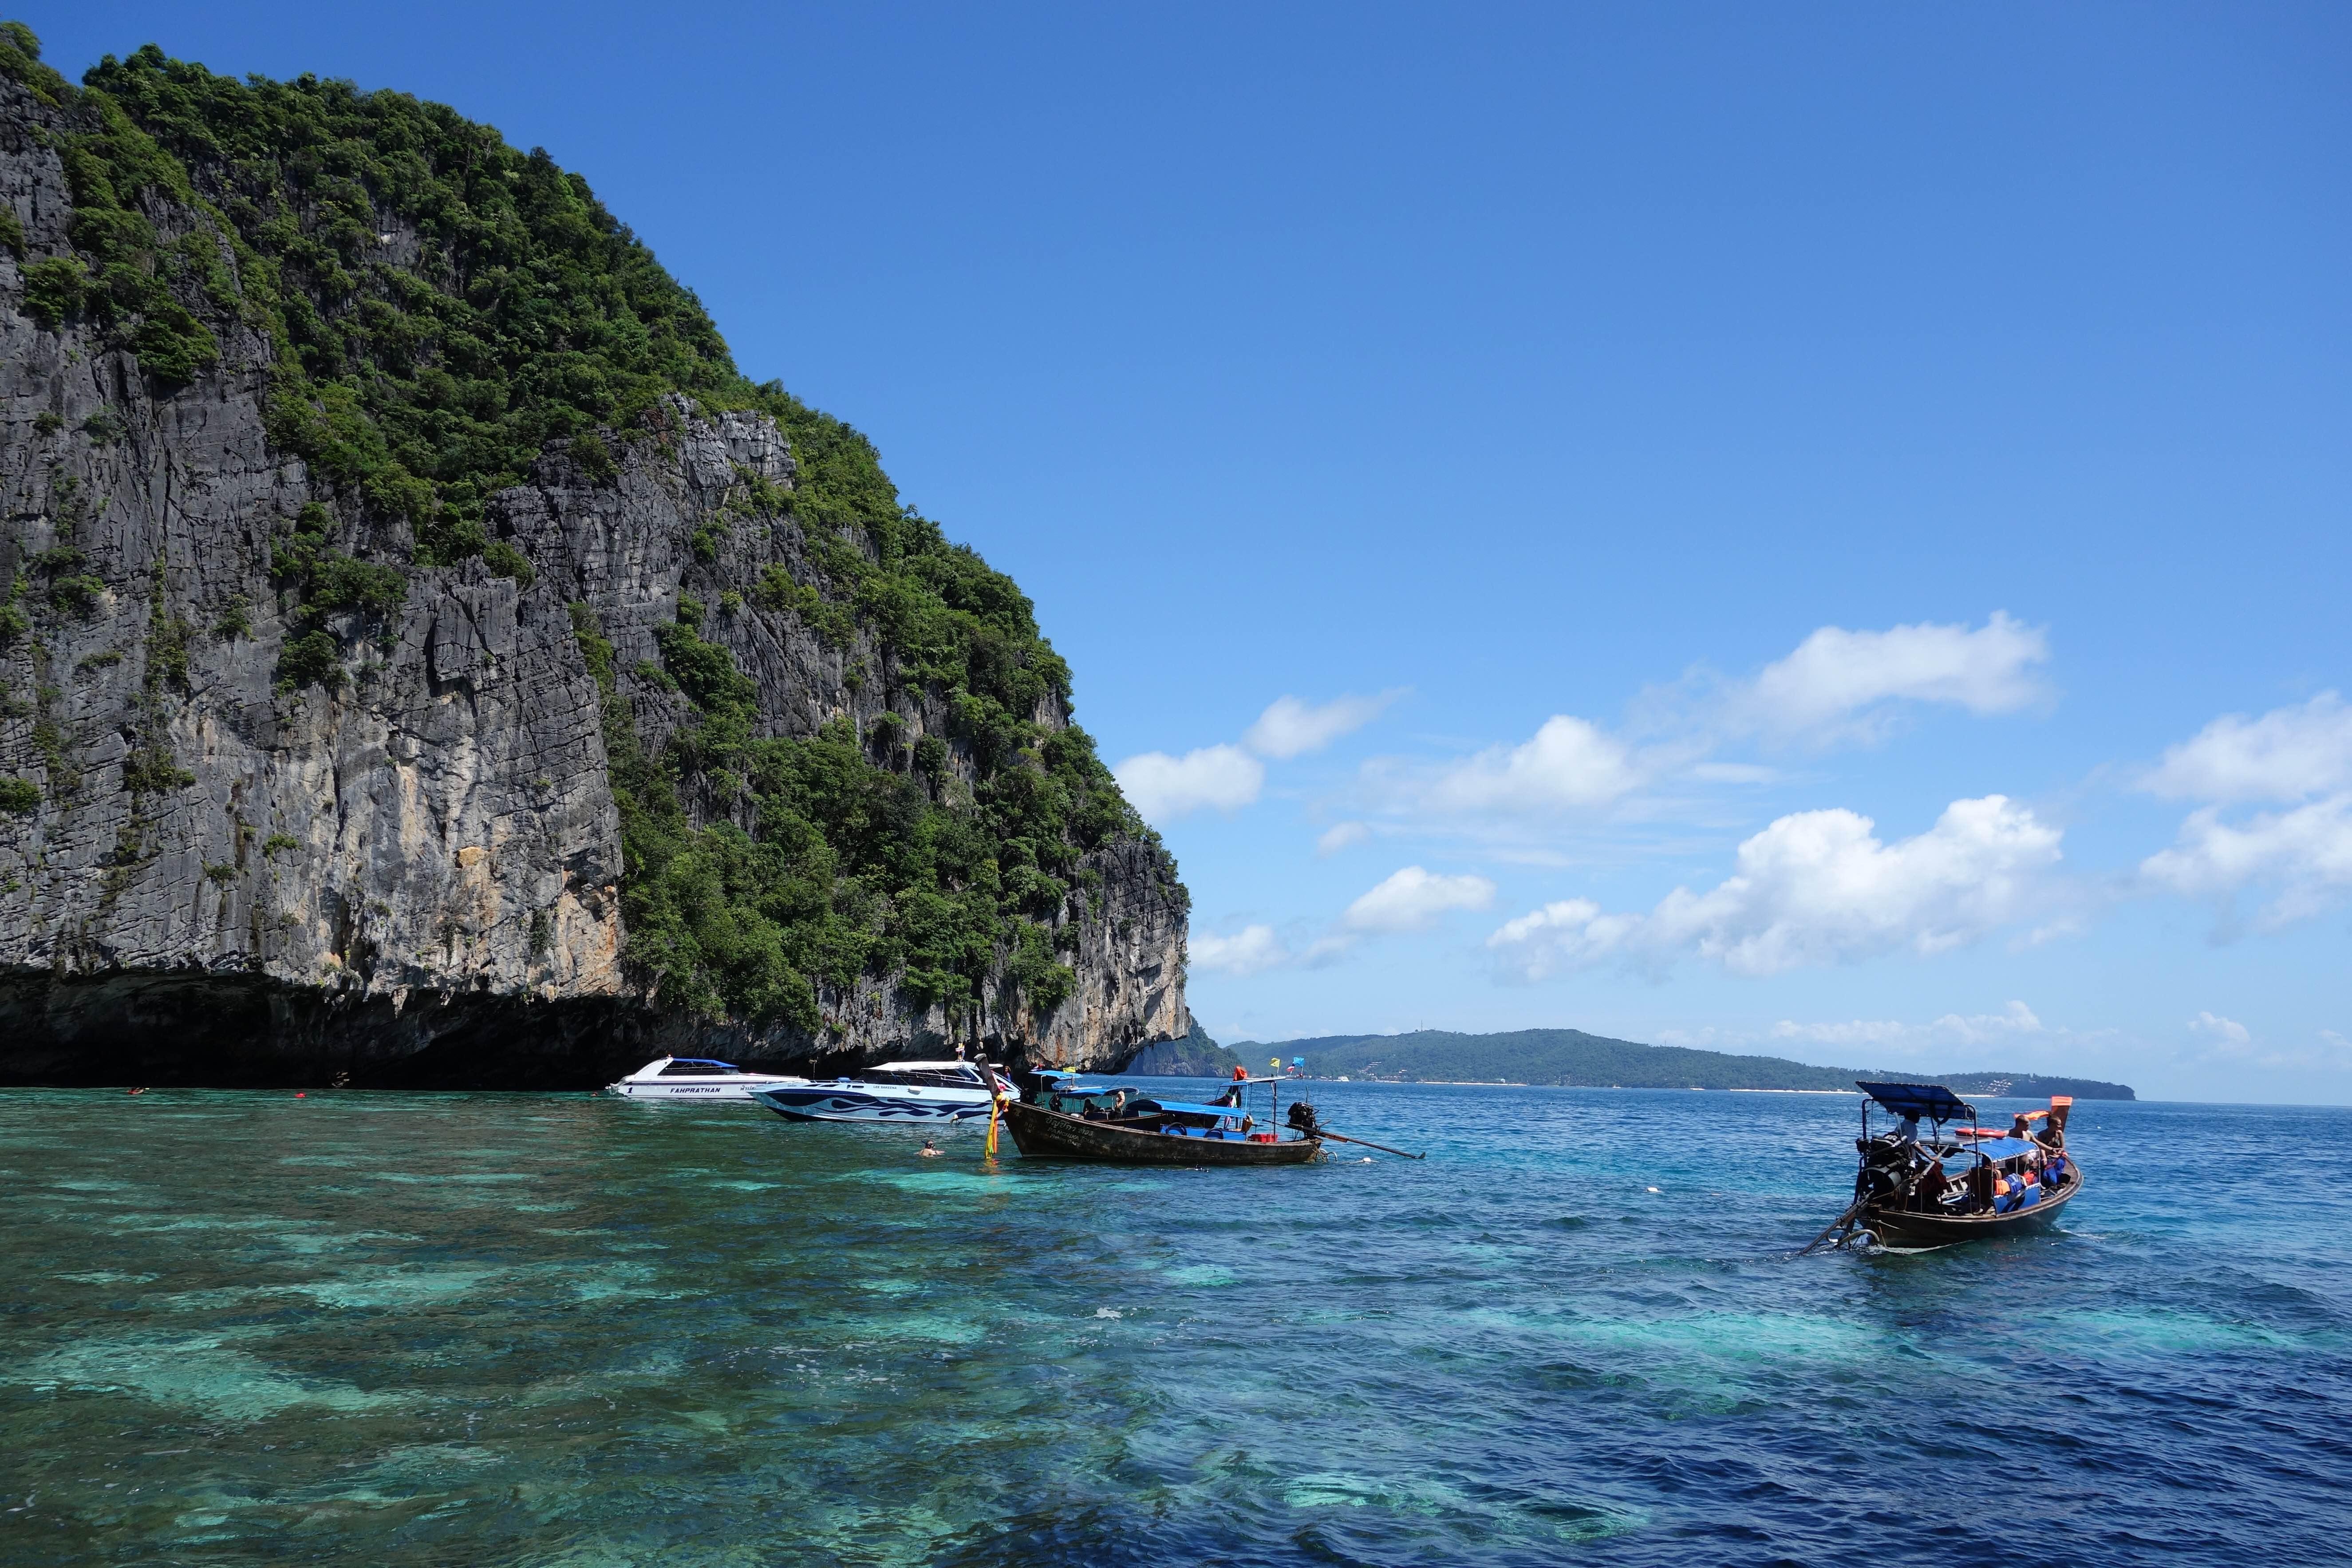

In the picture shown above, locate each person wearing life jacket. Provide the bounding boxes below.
[1993,1169,2026,1214]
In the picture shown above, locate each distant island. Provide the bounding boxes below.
[1140,1027,2134,1100]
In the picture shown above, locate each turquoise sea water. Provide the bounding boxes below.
[3,1082,2348,1565]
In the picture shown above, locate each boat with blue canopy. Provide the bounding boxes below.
[1800,1081,2085,1253]
[999,1068,1324,1165]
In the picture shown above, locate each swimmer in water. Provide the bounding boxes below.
[919,1140,943,1158]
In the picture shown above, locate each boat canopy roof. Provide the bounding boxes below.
[872,1060,979,1072]
[1949,1136,2046,1164]
[670,1058,742,1071]
[1857,1081,1974,1122]
[1131,1099,1243,1119]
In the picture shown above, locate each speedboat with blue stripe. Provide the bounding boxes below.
[750,1060,1007,1123]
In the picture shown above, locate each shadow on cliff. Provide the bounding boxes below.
[0,971,1165,1089]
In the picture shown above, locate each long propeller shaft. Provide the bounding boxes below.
[1317,1129,1426,1160]
[1796,1154,1933,1257]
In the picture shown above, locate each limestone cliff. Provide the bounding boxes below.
[0,34,1189,1086]
[1120,1022,1246,1078]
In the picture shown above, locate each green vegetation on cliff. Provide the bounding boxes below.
[577,594,1122,1033]
[3,24,1173,1037]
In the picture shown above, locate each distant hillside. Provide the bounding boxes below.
[1227,1029,2135,1101]
[1120,1022,1246,1078]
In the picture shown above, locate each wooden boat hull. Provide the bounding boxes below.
[1860,1169,2084,1251]
[1002,1099,1322,1165]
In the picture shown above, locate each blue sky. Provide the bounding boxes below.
[42,3,2352,1101]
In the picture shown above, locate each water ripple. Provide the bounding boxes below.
[0,1085,2347,1564]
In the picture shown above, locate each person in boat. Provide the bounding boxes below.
[1911,1159,1949,1211]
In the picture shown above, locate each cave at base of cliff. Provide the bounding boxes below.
[0,970,686,1090]
[0,969,1191,1091]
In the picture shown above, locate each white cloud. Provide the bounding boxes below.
[1244,692,1400,759]
[1488,795,2063,980]
[1297,933,1360,966]
[1342,866,1497,933]
[1185,868,1493,984]
[1646,796,2062,974]
[2189,1010,2251,1047]
[1426,715,1644,814]
[1113,744,1265,823]
[2135,695,2352,934]
[1769,1001,2046,1056]
[1189,922,1362,975]
[1659,1002,2116,1060]
[1114,692,1397,828]
[2143,693,2352,803]
[1189,924,1289,977]
[1744,612,2050,738]
[2185,1015,2352,1072]
[1486,899,1643,979]
[1317,821,1372,855]
[2140,794,2352,931]
[1343,616,2048,845]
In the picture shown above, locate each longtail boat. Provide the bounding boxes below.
[1800,1081,2084,1253]
[998,1069,1323,1165]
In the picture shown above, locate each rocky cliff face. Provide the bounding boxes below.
[0,57,1189,1086]
[1119,1023,1245,1078]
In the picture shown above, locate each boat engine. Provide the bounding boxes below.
[1286,1101,1323,1135]
[1853,1135,1935,1202]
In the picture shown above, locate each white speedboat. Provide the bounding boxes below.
[750,1059,1008,1123]
[606,1057,812,1101]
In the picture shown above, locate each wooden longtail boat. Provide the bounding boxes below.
[1803,1082,2084,1253]
[1001,1098,1323,1164]
[998,1070,1322,1165]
